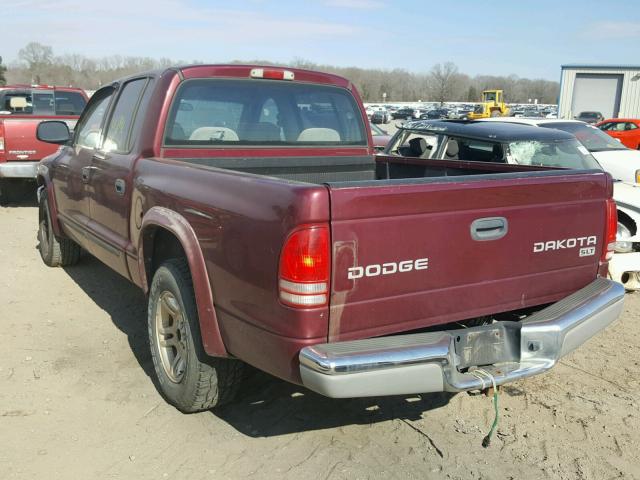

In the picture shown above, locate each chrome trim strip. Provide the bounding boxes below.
[280,291,326,306]
[183,208,213,220]
[279,279,327,295]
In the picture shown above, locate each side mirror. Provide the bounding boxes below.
[37,121,71,145]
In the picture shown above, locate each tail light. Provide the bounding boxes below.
[279,224,330,307]
[250,68,294,81]
[0,121,5,161]
[601,198,617,262]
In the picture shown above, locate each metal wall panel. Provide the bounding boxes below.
[559,67,640,119]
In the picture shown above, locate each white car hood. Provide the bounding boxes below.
[614,181,640,207]
[592,149,640,184]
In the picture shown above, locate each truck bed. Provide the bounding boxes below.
[174,152,552,184]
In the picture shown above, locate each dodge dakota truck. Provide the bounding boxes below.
[34,65,625,413]
[0,84,87,202]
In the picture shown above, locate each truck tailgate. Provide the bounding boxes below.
[0,117,77,161]
[328,170,611,341]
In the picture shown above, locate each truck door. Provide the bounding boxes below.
[87,77,151,278]
[52,87,115,248]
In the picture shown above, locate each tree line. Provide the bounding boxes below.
[2,42,559,104]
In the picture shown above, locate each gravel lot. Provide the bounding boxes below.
[1,192,640,480]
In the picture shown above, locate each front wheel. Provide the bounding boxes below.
[148,258,244,412]
[37,196,81,267]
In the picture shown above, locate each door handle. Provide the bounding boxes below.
[81,166,97,183]
[470,217,508,241]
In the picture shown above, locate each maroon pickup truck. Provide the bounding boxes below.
[35,65,625,413]
[0,84,87,202]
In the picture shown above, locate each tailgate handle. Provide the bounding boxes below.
[470,217,508,241]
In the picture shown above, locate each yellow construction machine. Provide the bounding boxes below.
[466,90,509,119]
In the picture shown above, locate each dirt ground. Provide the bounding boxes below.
[1,193,639,480]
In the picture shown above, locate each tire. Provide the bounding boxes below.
[37,196,81,267]
[0,179,11,205]
[148,258,244,412]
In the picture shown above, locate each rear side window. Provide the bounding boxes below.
[389,131,440,158]
[442,137,504,162]
[164,79,366,147]
[103,79,148,153]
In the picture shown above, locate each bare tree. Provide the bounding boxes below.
[18,42,53,84]
[427,62,461,105]
[4,42,560,103]
[0,56,6,86]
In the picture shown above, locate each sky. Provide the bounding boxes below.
[3,0,640,80]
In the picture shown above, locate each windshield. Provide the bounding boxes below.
[164,79,366,147]
[0,90,86,115]
[507,139,602,169]
[540,122,627,152]
[579,112,599,119]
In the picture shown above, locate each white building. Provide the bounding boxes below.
[558,64,640,119]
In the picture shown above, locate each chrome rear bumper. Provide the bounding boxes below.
[0,162,38,178]
[300,278,625,398]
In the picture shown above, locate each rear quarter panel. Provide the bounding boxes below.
[132,158,331,381]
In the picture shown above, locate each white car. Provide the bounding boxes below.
[481,117,640,290]
[610,182,640,290]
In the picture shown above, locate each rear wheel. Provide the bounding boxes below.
[148,258,244,412]
[37,196,81,267]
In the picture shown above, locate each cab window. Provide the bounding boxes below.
[0,90,86,115]
[164,79,366,147]
[103,79,148,153]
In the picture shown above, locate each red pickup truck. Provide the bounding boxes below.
[0,84,87,202]
[35,65,625,413]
